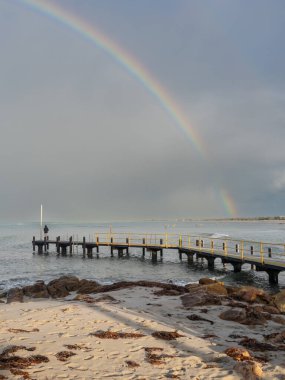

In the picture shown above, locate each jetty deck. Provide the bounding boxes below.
[32,232,285,284]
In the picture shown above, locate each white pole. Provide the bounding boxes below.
[40,204,43,240]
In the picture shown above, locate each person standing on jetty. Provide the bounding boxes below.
[43,225,49,238]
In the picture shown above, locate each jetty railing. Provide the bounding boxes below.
[33,232,285,284]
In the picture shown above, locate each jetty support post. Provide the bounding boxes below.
[187,253,194,264]
[82,237,86,258]
[142,238,145,257]
[126,238,129,257]
[206,256,215,270]
[69,236,73,255]
[96,236,99,253]
[87,246,93,259]
[178,249,182,261]
[56,236,60,254]
[32,236,35,253]
[251,246,254,269]
[44,236,47,254]
[266,269,280,284]
[110,238,113,257]
[38,242,43,255]
[151,250,158,263]
[232,262,242,273]
[160,239,163,258]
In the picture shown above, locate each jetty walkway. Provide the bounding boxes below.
[32,232,285,284]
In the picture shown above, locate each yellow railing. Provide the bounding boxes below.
[49,232,285,266]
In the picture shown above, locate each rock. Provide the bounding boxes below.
[203,283,228,296]
[224,347,252,361]
[181,288,222,308]
[273,289,285,312]
[234,361,263,379]
[23,281,49,298]
[47,276,79,298]
[219,308,247,323]
[77,279,100,294]
[252,305,280,315]
[199,278,219,285]
[7,287,24,303]
[219,307,268,325]
[231,286,271,304]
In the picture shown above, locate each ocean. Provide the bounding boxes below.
[0,220,284,292]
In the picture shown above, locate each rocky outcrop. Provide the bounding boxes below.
[23,281,49,298]
[181,289,223,308]
[77,279,101,294]
[230,286,271,304]
[219,307,268,325]
[7,287,24,303]
[47,276,80,298]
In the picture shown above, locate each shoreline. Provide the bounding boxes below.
[1,277,285,379]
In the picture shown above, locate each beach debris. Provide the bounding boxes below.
[90,330,145,339]
[199,308,208,313]
[125,360,140,367]
[187,314,214,324]
[225,347,253,361]
[263,331,285,344]
[8,328,39,334]
[55,351,76,362]
[144,347,174,365]
[0,375,7,379]
[151,331,184,340]
[64,344,84,350]
[239,337,285,351]
[202,334,218,339]
[233,360,263,380]
[0,345,49,379]
[146,303,162,306]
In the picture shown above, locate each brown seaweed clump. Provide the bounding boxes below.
[8,328,39,334]
[125,360,140,367]
[55,351,76,362]
[0,345,49,379]
[144,347,175,365]
[151,331,184,340]
[90,330,145,339]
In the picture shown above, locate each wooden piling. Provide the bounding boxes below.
[69,236,72,255]
[32,236,35,253]
[83,237,86,258]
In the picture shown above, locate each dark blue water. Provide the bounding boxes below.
[0,220,284,291]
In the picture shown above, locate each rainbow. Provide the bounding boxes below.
[17,0,205,156]
[15,0,238,217]
[220,189,237,218]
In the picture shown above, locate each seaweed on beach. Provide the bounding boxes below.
[151,331,184,340]
[0,345,49,380]
[8,328,39,334]
[64,344,84,350]
[55,351,76,362]
[240,337,285,351]
[187,314,214,325]
[144,347,175,366]
[90,330,145,339]
[10,368,31,379]
[125,360,140,367]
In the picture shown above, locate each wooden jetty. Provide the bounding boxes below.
[32,232,285,284]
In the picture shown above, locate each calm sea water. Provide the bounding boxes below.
[0,220,284,292]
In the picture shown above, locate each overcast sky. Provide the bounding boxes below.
[1,0,285,221]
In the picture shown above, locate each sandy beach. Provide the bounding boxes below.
[0,278,285,379]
